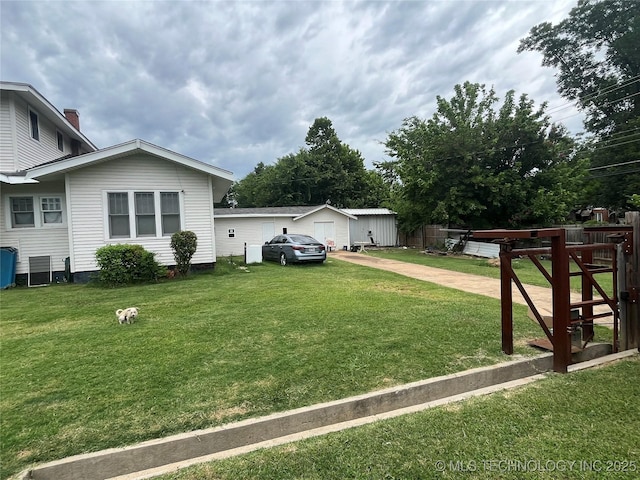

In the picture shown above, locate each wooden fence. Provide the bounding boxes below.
[557,225,615,262]
[400,224,621,261]
[398,224,448,249]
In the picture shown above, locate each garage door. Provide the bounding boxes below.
[314,222,335,250]
[262,222,275,243]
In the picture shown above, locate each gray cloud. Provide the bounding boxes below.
[1,0,583,179]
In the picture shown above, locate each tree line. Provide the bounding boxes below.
[222,0,639,232]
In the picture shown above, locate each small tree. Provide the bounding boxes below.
[170,230,198,276]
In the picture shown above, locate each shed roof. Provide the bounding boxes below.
[214,204,356,220]
[342,208,396,216]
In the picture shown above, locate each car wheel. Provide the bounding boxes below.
[280,252,287,266]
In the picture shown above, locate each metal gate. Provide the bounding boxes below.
[473,224,636,373]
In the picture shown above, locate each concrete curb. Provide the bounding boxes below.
[22,344,628,480]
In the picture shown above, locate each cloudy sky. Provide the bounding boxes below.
[1,0,584,180]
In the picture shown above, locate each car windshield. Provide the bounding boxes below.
[289,235,318,244]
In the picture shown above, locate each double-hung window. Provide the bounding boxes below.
[135,192,156,237]
[8,196,64,228]
[160,192,180,236]
[108,193,130,238]
[41,197,63,224]
[107,191,181,239]
[11,197,35,228]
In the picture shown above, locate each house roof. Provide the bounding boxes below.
[0,171,39,184]
[342,208,396,216]
[25,139,235,202]
[0,81,98,152]
[214,204,357,220]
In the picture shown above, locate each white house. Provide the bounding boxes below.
[214,205,357,257]
[1,82,234,285]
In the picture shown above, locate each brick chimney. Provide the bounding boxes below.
[64,109,80,131]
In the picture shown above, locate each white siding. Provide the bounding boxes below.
[67,155,216,272]
[214,209,352,257]
[293,209,350,249]
[0,181,70,276]
[13,95,67,170]
[0,91,18,171]
[215,217,276,257]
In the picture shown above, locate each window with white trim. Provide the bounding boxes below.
[106,191,182,239]
[160,192,180,236]
[108,192,130,238]
[135,192,156,237]
[11,197,35,227]
[7,195,65,229]
[41,197,63,224]
[29,108,40,141]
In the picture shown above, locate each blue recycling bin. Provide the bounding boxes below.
[0,247,18,289]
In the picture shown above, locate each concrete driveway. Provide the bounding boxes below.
[330,250,612,325]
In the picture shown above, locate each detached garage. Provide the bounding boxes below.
[214,205,356,257]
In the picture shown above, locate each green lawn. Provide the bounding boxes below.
[0,259,556,478]
[0,257,614,478]
[163,357,640,480]
[366,248,615,296]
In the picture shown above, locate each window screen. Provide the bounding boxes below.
[161,192,180,235]
[41,197,63,224]
[135,192,156,236]
[11,197,35,227]
[108,193,130,237]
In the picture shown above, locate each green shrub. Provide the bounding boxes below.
[95,244,166,287]
[170,231,198,276]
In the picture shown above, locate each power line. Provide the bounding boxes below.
[598,128,640,142]
[588,159,640,171]
[593,138,640,151]
[575,75,640,107]
[544,75,640,115]
[589,168,640,179]
[551,89,640,124]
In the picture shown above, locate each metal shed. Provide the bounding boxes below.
[343,208,398,247]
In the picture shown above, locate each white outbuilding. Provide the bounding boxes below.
[214,205,357,257]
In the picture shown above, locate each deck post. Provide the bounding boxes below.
[551,233,571,373]
[499,245,514,355]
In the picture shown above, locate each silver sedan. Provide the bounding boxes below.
[262,234,327,265]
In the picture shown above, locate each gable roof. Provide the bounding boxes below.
[0,81,98,152]
[25,139,235,202]
[214,204,357,220]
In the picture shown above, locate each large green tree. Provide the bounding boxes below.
[519,0,640,210]
[233,117,389,208]
[379,82,586,231]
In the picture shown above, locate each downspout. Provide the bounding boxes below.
[65,173,75,279]
[209,176,217,262]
